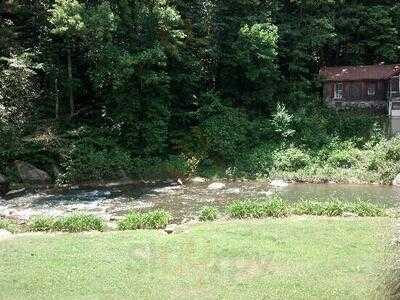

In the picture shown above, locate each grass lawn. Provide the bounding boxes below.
[0,217,391,299]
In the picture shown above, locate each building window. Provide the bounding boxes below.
[349,83,361,99]
[367,83,376,96]
[334,83,343,99]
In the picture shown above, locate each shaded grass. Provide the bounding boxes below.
[0,217,390,299]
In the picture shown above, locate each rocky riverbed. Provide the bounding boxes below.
[1,179,400,223]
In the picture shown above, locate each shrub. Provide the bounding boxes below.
[0,218,20,233]
[385,137,400,161]
[199,100,250,162]
[118,210,171,230]
[61,135,134,183]
[227,200,261,219]
[271,103,295,140]
[29,214,104,232]
[273,147,311,172]
[327,148,362,169]
[323,200,345,216]
[118,212,143,230]
[142,210,172,229]
[235,143,275,177]
[360,137,400,183]
[292,201,326,216]
[199,206,218,222]
[161,155,190,179]
[227,197,289,219]
[346,201,386,217]
[29,216,55,232]
[53,214,105,232]
[292,200,385,217]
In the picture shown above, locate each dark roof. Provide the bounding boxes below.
[319,64,400,81]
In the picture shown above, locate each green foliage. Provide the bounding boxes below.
[227,199,386,219]
[273,147,311,172]
[53,214,105,232]
[227,197,289,219]
[200,104,250,163]
[61,142,133,183]
[118,212,143,231]
[118,210,171,230]
[199,206,218,222]
[29,214,104,232]
[292,201,327,216]
[236,23,278,81]
[293,200,386,217]
[271,104,295,141]
[0,55,41,170]
[48,0,85,38]
[235,143,275,177]
[327,148,363,169]
[346,201,386,217]
[2,0,400,185]
[29,216,56,232]
[323,200,345,216]
[0,218,20,234]
[161,155,190,179]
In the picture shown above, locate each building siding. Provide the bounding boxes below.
[323,79,387,109]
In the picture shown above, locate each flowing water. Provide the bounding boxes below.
[1,180,399,222]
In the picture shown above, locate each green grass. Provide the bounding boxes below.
[0,218,20,233]
[199,206,219,221]
[118,210,171,230]
[29,214,105,233]
[0,217,390,299]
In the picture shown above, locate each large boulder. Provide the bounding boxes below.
[207,182,226,190]
[190,177,207,184]
[393,174,400,187]
[270,179,289,188]
[15,161,50,183]
[0,174,9,196]
[0,229,12,240]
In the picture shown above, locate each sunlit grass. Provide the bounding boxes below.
[0,217,390,299]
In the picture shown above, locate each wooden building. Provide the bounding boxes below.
[319,64,400,116]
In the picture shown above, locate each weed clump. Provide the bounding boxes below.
[118,210,171,230]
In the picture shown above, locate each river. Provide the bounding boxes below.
[1,181,399,222]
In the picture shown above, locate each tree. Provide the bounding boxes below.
[48,0,85,118]
[84,0,185,156]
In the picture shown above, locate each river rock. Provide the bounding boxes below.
[393,174,400,186]
[258,190,274,197]
[15,161,50,183]
[0,229,12,240]
[270,180,289,188]
[191,177,207,183]
[225,188,240,194]
[0,174,9,196]
[207,182,226,190]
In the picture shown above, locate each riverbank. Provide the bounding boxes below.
[0,217,391,299]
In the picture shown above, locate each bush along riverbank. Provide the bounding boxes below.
[1,108,399,190]
[0,197,392,236]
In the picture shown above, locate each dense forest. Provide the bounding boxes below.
[1,0,400,185]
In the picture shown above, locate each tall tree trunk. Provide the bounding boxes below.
[67,47,74,118]
[55,78,59,119]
